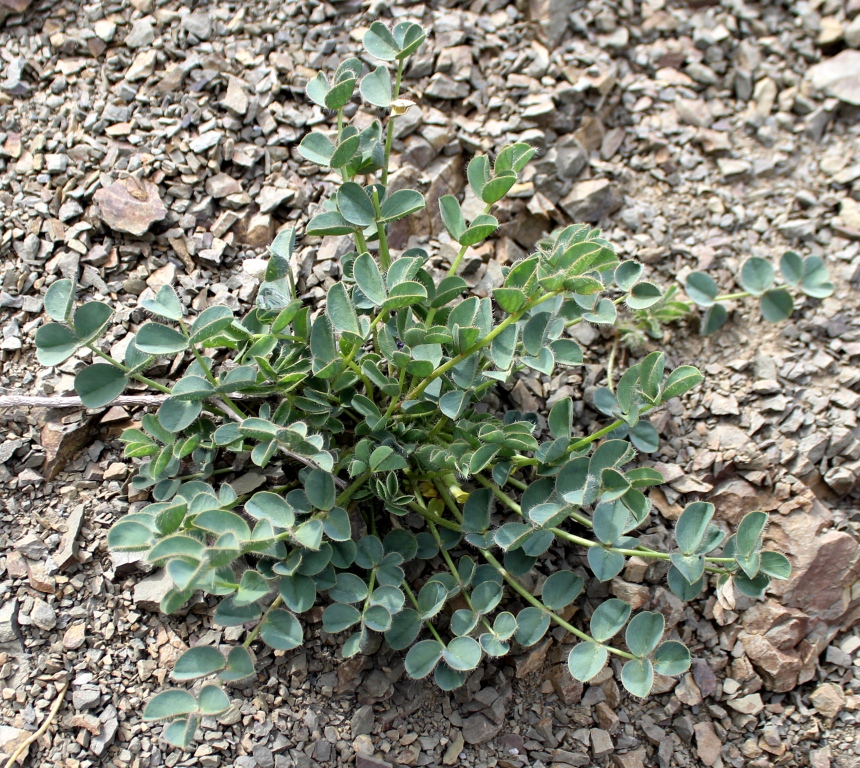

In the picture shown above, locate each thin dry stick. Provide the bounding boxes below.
[0,394,170,409]
[4,680,69,768]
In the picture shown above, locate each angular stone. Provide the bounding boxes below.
[181,12,212,40]
[351,705,374,736]
[806,50,860,105]
[94,178,166,236]
[560,179,621,223]
[234,211,273,247]
[0,727,31,762]
[30,597,56,630]
[134,569,173,611]
[126,49,157,82]
[125,19,154,49]
[590,728,614,757]
[694,721,722,766]
[63,623,86,650]
[0,599,19,644]
[258,186,295,214]
[222,76,249,116]
[809,683,845,718]
[462,713,502,744]
[728,693,764,715]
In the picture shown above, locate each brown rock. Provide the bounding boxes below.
[63,623,87,650]
[234,211,274,247]
[560,179,622,223]
[55,504,85,570]
[809,683,845,718]
[516,637,552,678]
[462,713,502,745]
[548,662,584,704]
[741,634,802,692]
[94,178,167,236]
[694,721,722,766]
[41,414,99,480]
[613,748,647,768]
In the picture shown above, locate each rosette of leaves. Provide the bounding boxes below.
[685,252,834,335]
[33,25,799,750]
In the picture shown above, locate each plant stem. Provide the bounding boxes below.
[403,581,445,643]
[336,470,372,507]
[606,335,619,394]
[447,203,493,277]
[354,228,369,255]
[479,548,637,660]
[371,188,391,271]
[381,60,404,189]
[714,291,750,301]
[179,319,246,419]
[243,596,282,648]
[87,344,173,394]
[406,289,562,404]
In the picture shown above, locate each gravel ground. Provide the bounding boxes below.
[2,0,860,766]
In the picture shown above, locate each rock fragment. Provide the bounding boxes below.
[94,178,167,236]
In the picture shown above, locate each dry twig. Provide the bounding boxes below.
[4,680,69,768]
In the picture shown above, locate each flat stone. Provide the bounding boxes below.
[189,130,223,153]
[126,49,157,82]
[63,623,86,650]
[222,76,248,115]
[94,178,166,236]
[134,569,173,611]
[14,533,47,559]
[30,597,56,630]
[717,158,751,178]
[728,693,764,715]
[258,186,295,214]
[181,12,212,40]
[710,393,740,415]
[806,50,860,105]
[560,179,621,223]
[72,687,101,711]
[205,173,242,198]
[125,18,154,49]
[0,599,19,644]
[694,721,722,766]
[462,713,503,744]
[0,727,31,762]
[351,705,374,736]
[425,73,470,99]
[591,728,614,757]
[809,682,845,718]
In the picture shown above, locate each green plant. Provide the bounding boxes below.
[34,24,800,749]
[685,251,834,335]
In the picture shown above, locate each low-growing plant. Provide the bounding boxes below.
[33,23,823,749]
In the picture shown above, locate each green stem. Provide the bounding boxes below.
[371,189,391,271]
[714,291,750,301]
[243,596,282,647]
[354,228,369,255]
[406,289,562,406]
[403,581,445,643]
[447,204,493,277]
[336,471,372,507]
[479,548,636,660]
[381,60,404,189]
[606,335,619,394]
[87,344,173,394]
[179,319,246,419]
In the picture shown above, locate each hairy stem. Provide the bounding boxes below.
[381,59,404,188]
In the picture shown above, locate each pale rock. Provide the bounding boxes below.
[63,623,86,650]
[94,178,166,236]
[809,683,845,718]
[258,186,295,214]
[126,18,154,49]
[30,597,56,630]
[560,179,622,223]
[728,693,764,715]
[222,76,249,116]
[134,569,173,611]
[181,12,212,40]
[694,721,722,766]
[806,50,860,105]
[126,49,157,82]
